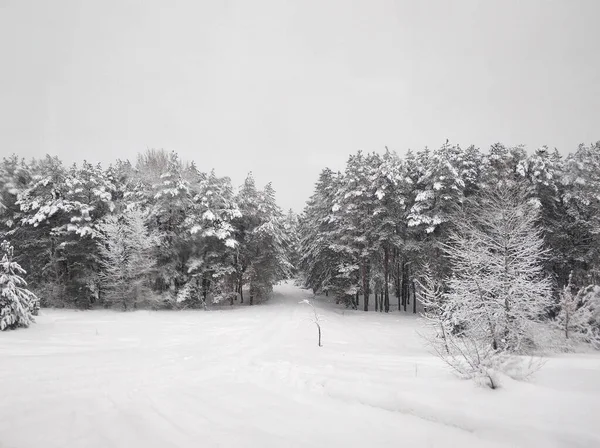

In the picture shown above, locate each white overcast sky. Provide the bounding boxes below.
[1,0,599,211]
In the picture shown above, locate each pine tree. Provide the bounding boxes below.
[0,240,39,330]
[0,155,32,229]
[234,175,292,304]
[406,142,471,311]
[408,142,466,234]
[11,156,72,304]
[518,147,570,288]
[560,142,600,287]
[181,170,241,307]
[299,168,355,303]
[397,147,431,312]
[371,149,407,312]
[484,143,528,187]
[283,209,301,279]
[333,152,380,311]
[246,183,293,303]
[149,151,194,291]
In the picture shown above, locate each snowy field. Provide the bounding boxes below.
[1,283,599,448]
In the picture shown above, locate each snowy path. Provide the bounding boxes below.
[1,282,600,448]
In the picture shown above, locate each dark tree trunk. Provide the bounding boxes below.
[412,280,417,313]
[355,291,359,310]
[401,260,409,312]
[362,259,370,312]
[374,292,378,312]
[229,275,235,305]
[202,276,211,301]
[384,246,390,313]
[197,280,208,311]
[395,253,402,311]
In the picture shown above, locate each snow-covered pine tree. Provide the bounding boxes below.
[283,209,301,279]
[517,147,570,288]
[11,159,118,307]
[0,155,32,229]
[299,168,356,304]
[234,175,292,305]
[560,142,600,287]
[393,147,432,312]
[407,142,471,312]
[408,142,467,234]
[333,151,380,311]
[483,143,528,187]
[460,145,485,197]
[58,161,116,306]
[233,172,261,303]
[13,156,72,305]
[148,151,194,292]
[180,170,241,307]
[246,182,293,303]
[0,240,39,330]
[370,148,407,313]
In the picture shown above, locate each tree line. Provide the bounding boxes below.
[0,149,296,320]
[298,140,600,385]
[298,141,600,313]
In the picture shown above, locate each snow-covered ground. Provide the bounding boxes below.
[1,282,599,448]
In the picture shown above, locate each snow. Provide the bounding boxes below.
[202,210,216,221]
[1,282,599,448]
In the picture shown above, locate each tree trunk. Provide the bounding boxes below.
[375,292,379,312]
[197,282,208,311]
[202,276,211,301]
[412,280,417,314]
[228,275,234,306]
[362,258,370,312]
[384,246,390,313]
[395,253,401,311]
[316,322,322,347]
[401,260,409,312]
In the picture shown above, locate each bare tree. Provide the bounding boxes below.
[422,184,551,388]
[556,276,600,349]
[443,184,552,353]
[97,208,159,310]
[300,299,322,347]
